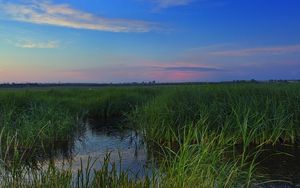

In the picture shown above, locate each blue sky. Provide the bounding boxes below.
[0,0,300,83]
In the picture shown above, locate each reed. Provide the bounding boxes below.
[0,83,299,187]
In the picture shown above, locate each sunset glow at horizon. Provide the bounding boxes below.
[0,0,300,83]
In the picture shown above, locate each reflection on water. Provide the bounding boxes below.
[4,119,300,185]
[40,119,152,178]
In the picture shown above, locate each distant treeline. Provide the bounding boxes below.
[0,79,299,88]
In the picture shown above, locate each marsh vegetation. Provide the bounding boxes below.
[0,83,300,187]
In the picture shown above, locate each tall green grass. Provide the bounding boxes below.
[0,83,300,187]
[134,84,300,144]
[0,87,159,148]
[132,83,300,187]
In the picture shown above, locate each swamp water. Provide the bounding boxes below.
[30,120,155,179]
[4,120,300,187]
[254,144,300,187]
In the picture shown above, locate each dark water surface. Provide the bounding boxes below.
[254,144,300,188]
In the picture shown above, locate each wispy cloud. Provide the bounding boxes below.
[153,0,194,8]
[0,0,158,32]
[149,0,225,11]
[15,40,59,49]
[53,62,219,82]
[162,66,221,72]
[210,44,300,57]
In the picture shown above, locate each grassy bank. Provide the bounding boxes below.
[0,83,300,187]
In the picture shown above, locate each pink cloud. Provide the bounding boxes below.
[0,67,92,83]
[41,62,217,83]
[149,71,209,82]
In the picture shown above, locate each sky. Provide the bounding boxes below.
[0,0,300,83]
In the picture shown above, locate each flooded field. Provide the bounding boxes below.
[1,84,300,187]
[38,120,300,187]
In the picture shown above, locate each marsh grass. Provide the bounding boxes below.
[0,87,159,148]
[0,84,300,187]
[132,84,300,187]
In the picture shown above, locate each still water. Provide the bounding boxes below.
[39,120,153,178]
[44,121,300,186]
[20,120,300,187]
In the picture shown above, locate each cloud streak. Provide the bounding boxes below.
[0,0,158,32]
[52,63,218,82]
[153,0,194,8]
[163,66,221,72]
[15,40,59,49]
[210,44,300,57]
